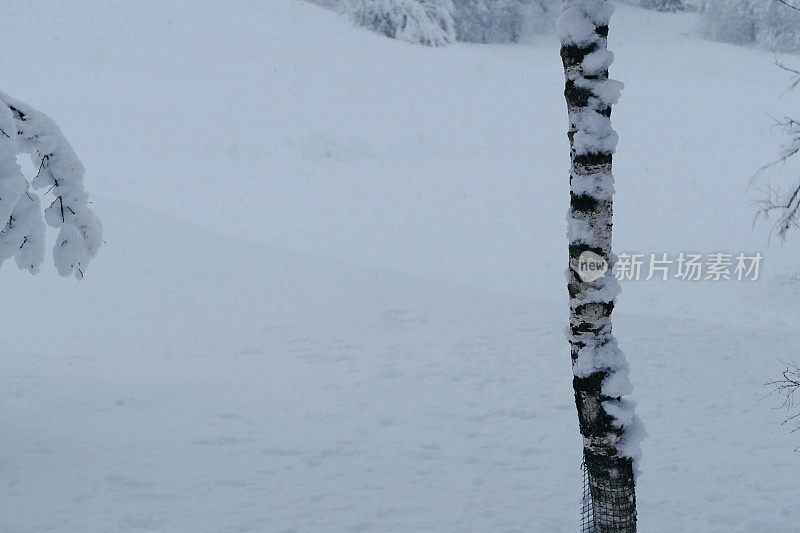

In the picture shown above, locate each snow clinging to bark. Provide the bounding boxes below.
[560,0,642,466]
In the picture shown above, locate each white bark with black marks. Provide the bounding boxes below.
[558,1,641,530]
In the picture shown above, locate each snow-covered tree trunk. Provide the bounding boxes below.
[558,1,641,530]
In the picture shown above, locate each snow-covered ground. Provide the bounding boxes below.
[1,1,800,531]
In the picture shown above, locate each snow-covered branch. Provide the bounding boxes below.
[0,91,102,278]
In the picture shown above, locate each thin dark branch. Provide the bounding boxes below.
[776,0,800,10]
[755,58,800,238]
[767,362,800,449]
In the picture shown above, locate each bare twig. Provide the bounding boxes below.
[767,363,800,449]
[755,58,800,239]
[776,0,800,11]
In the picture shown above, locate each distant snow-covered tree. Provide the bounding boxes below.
[639,0,685,11]
[321,0,560,44]
[559,0,641,530]
[698,0,800,53]
[346,0,456,46]
[452,0,558,43]
[0,91,102,278]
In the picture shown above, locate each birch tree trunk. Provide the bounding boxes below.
[557,1,641,530]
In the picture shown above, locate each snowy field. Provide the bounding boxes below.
[2,1,800,531]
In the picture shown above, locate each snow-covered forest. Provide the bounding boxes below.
[325,0,800,50]
[2,0,800,531]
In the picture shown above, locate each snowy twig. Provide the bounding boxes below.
[0,90,102,277]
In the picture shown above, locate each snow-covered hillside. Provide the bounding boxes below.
[1,1,800,531]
